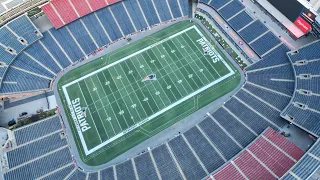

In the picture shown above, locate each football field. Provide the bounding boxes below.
[57,21,241,165]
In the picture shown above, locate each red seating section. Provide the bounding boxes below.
[41,4,64,28]
[70,0,91,16]
[41,0,120,28]
[263,128,304,161]
[87,0,107,11]
[205,128,304,179]
[213,163,246,180]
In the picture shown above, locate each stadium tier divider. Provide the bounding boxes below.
[280,40,320,137]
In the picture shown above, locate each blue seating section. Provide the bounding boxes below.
[152,144,183,180]
[116,160,136,180]
[48,28,83,62]
[212,108,257,146]
[179,0,189,16]
[14,116,61,145]
[67,169,87,180]
[247,74,294,96]
[297,78,320,94]
[244,84,291,110]
[0,47,15,65]
[282,105,320,135]
[67,20,97,54]
[282,173,297,180]
[7,15,42,44]
[250,32,281,56]
[40,32,71,68]
[294,93,320,112]
[96,7,123,41]
[134,152,158,180]
[236,90,287,127]
[224,98,279,133]
[25,42,61,74]
[81,13,110,47]
[291,154,320,179]
[88,172,98,180]
[100,167,114,180]
[294,60,320,75]
[167,0,182,18]
[0,68,50,93]
[239,20,268,43]
[11,52,54,78]
[168,136,207,180]
[246,44,290,71]
[228,10,253,31]
[42,165,75,180]
[139,0,160,25]
[0,66,7,78]
[123,0,148,30]
[153,0,172,22]
[4,148,72,180]
[209,0,231,9]
[199,117,242,160]
[218,0,244,20]
[109,3,135,35]
[0,27,26,53]
[7,133,67,168]
[288,41,320,62]
[184,127,225,172]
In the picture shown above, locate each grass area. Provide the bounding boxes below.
[57,20,241,166]
[195,14,247,68]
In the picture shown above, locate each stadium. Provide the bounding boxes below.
[0,0,319,179]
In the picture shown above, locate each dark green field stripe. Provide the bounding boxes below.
[97,108,115,137]
[91,75,110,107]
[159,76,181,101]
[116,98,135,126]
[78,81,94,105]
[134,87,154,116]
[102,70,118,92]
[110,101,129,130]
[90,111,109,141]
[140,86,160,113]
[96,72,113,96]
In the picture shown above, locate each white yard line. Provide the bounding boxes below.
[62,25,234,155]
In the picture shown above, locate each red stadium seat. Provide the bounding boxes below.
[70,0,91,16]
[42,4,64,28]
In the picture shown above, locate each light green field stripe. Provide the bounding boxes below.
[108,67,135,126]
[134,54,167,109]
[90,75,115,137]
[124,60,154,116]
[120,62,149,119]
[172,36,215,83]
[140,51,173,106]
[152,45,191,97]
[130,55,161,113]
[164,40,206,88]
[97,71,124,133]
[158,42,200,91]
[136,53,171,109]
[145,50,180,102]
[112,65,141,125]
[66,84,102,150]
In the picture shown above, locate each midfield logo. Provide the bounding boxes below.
[142,74,157,82]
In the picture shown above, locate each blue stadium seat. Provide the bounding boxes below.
[239,20,268,43]
[250,32,281,56]
[218,0,244,20]
[123,0,148,30]
[109,3,135,35]
[228,11,253,31]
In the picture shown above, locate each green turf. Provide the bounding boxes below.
[57,20,241,166]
